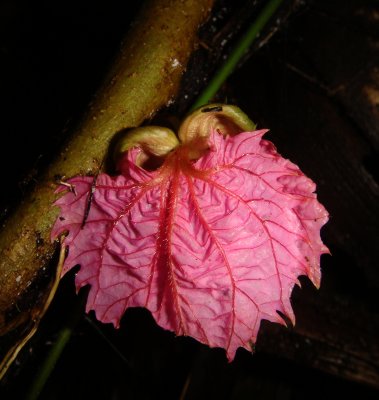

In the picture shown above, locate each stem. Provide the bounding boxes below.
[191,0,283,110]
[1,0,212,395]
[26,327,72,400]
[24,289,87,400]
[0,0,212,338]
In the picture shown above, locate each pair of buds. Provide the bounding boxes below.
[113,104,256,168]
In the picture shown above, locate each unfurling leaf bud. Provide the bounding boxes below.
[179,104,257,142]
[113,126,179,167]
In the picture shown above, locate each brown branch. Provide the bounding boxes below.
[0,0,213,337]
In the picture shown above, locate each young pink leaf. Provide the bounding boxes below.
[52,129,328,361]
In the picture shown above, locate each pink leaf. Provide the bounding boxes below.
[52,129,329,361]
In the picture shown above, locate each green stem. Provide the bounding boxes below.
[190,0,283,111]
[26,327,72,400]
[25,291,86,400]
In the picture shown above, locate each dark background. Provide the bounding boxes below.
[0,0,378,399]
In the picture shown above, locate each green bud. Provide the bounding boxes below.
[177,103,256,159]
[114,126,179,166]
[178,103,256,143]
